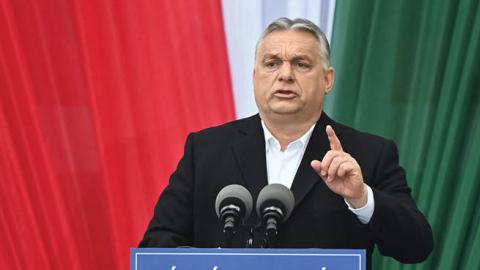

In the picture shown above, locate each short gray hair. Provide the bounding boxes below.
[255,18,331,70]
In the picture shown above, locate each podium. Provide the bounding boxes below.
[131,248,366,270]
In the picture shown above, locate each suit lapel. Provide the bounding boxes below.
[290,112,341,207]
[231,115,268,200]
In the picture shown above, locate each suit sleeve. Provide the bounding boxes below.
[369,140,433,263]
[139,133,195,247]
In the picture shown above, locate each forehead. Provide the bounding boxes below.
[258,30,320,57]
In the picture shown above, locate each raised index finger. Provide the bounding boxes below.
[326,125,343,151]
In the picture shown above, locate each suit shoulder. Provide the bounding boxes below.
[190,114,259,142]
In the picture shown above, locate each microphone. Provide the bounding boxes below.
[215,184,253,247]
[256,183,295,247]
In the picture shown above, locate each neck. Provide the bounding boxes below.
[262,111,321,151]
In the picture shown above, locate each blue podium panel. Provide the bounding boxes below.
[131,248,366,270]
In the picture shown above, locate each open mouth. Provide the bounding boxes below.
[273,89,297,99]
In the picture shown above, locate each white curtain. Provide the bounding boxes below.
[222,0,336,119]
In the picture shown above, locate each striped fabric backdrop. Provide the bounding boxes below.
[0,1,335,269]
[3,1,479,270]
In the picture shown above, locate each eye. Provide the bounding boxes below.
[294,61,311,70]
[266,62,276,68]
[263,59,281,70]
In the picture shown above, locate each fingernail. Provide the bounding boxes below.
[321,170,326,176]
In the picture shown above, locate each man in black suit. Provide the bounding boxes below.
[140,18,433,268]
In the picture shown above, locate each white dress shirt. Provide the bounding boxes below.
[261,120,374,224]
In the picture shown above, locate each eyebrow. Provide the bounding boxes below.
[262,53,281,59]
[262,53,313,61]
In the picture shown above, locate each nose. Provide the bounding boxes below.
[278,62,295,82]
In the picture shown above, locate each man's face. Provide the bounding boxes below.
[253,30,335,122]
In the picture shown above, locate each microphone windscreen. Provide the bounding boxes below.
[215,184,253,220]
[256,183,295,221]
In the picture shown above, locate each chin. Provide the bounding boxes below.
[270,107,301,115]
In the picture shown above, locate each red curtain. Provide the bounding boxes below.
[0,0,235,269]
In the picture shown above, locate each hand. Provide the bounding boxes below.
[310,125,368,208]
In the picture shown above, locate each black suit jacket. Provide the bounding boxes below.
[140,113,433,269]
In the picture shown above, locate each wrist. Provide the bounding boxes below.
[346,184,368,209]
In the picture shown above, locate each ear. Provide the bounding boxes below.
[324,67,336,95]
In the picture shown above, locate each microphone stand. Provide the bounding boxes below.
[262,206,283,248]
[223,223,269,248]
[222,222,256,248]
[222,215,235,248]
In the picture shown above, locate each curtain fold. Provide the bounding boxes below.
[0,0,235,269]
[326,0,480,269]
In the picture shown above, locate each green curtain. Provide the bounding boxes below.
[325,0,480,269]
